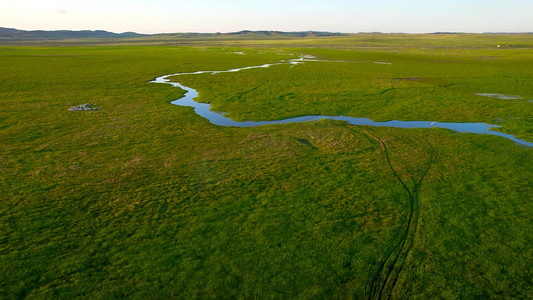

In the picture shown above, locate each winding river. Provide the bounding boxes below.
[151,57,533,147]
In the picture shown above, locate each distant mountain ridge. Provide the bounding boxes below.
[0,27,145,39]
[223,30,346,37]
[3,27,529,40]
[0,27,346,40]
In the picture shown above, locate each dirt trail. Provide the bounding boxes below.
[358,128,432,299]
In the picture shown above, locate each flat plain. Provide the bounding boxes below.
[1,34,532,298]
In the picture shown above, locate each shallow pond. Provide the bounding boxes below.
[476,93,522,100]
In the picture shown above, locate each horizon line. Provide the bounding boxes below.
[2,26,533,36]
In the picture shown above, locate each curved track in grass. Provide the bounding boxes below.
[363,129,433,300]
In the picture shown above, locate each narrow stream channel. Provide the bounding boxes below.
[151,58,533,147]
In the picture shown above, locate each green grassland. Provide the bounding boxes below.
[177,47,533,140]
[1,35,532,298]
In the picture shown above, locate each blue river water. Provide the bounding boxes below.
[151,58,533,148]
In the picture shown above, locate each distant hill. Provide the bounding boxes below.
[0,27,145,39]
[0,27,346,40]
[223,30,346,37]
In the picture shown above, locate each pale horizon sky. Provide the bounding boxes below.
[1,0,532,34]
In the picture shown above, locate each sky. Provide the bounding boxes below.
[1,0,532,34]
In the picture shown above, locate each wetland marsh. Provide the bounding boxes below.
[153,57,533,147]
[1,34,532,298]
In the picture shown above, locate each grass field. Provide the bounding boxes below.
[1,35,532,298]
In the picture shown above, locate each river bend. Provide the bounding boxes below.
[151,57,533,147]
